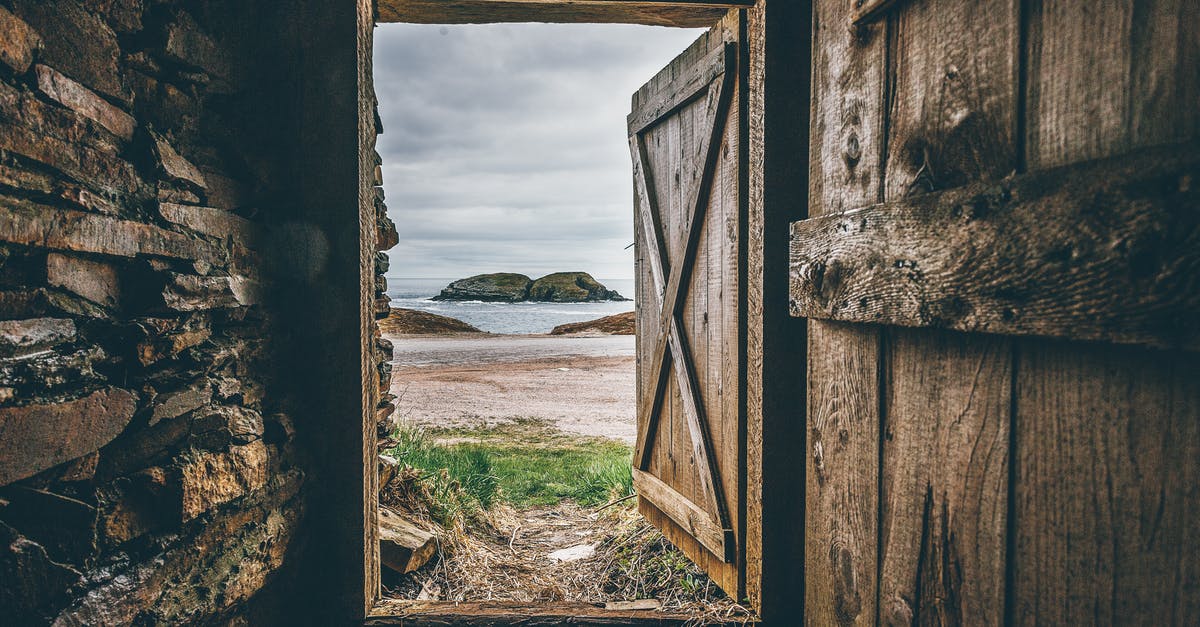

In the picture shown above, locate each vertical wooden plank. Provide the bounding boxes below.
[1017,0,1200,622]
[1014,343,1200,624]
[876,0,1017,624]
[880,330,1012,624]
[805,0,886,624]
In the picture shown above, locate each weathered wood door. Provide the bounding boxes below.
[794,0,1200,624]
[628,13,745,598]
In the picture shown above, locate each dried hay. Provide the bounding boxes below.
[382,473,754,625]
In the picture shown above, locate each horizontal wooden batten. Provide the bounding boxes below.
[789,143,1200,351]
[633,469,734,562]
[378,0,752,27]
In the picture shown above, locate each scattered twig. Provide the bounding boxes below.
[508,524,521,555]
[594,493,637,512]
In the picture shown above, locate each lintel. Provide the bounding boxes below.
[378,0,754,27]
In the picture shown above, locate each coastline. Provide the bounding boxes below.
[384,313,636,443]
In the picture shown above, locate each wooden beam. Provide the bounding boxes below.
[366,600,711,625]
[378,0,753,27]
[634,469,734,562]
[788,143,1200,350]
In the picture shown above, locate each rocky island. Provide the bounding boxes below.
[431,272,629,303]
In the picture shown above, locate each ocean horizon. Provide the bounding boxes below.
[385,276,636,335]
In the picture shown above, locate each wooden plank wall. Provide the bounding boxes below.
[631,11,744,597]
[1014,1,1200,623]
[803,0,1200,623]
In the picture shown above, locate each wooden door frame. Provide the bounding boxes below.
[309,1,810,624]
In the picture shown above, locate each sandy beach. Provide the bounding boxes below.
[386,334,637,442]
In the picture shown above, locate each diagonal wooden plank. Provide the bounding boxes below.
[628,44,731,135]
[630,134,671,469]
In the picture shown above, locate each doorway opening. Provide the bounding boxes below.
[368,19,751,623]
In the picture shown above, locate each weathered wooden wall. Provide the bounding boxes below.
[800,0,1200,623]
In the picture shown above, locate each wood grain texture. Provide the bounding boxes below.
[378,0,750,27]
[744,1,810,619]
[805,0,886,623]
[630,13,743,596]
[850,0,903,25]
[879,329,1011,624]
[1015,0,1200,623]
[1013,342,1200,625]
[874,2,1017,624]
[789,144,1200,350]
[633,469,732,559]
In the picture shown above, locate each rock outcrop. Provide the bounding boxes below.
[528,272,628,302]
[431,272,627,303]
[549,311,636,336]
[379,308,482,335]
[430,273,532,302]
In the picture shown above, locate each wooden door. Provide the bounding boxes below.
[628,12,745,599]
[794,0,1200,624]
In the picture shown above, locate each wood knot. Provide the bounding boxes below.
[844,132,862,166]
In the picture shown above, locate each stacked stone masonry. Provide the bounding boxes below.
[0,1,304,623]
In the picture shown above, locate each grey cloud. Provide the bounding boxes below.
[374,22,703,279]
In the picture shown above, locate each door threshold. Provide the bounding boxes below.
[367,599,752,625]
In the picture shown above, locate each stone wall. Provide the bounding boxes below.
[0,1,311,623]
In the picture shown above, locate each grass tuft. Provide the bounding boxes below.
[386,418,633,510]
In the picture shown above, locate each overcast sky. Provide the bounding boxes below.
[373,23,704,280]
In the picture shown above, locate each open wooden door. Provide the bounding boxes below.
[628,12,746,600]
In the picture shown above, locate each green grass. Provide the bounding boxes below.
[386,419,634,511]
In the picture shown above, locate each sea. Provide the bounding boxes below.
[385,277,637,335]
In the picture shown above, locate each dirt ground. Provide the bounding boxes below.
[387,334,637,442]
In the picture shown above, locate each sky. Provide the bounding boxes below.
[373,23,705,280]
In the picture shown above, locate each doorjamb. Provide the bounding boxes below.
[330,1,807,624]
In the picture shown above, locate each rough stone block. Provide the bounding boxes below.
[82,0,142,34]
[0,6,42,74]
[134,315,211,366]
[378,213,398,250]
[190,406,264,449]
[11,0,130,104]
[0,119,140,196]
[35,65,136,140]
[46,253,121,309]
[378,507,436,574]
[147,381,211,426]
[178,440,268,521]
[98,467,176,546]
[0,388,136,486]
[159,202,257,246]
[0,345,104,393]
[163,11,232,79]
[1,202,225,266]
[152,134,207,189]
[161,273,253,311]
[0,317,75,358]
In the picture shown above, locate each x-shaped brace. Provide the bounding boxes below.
[629,44,735,532]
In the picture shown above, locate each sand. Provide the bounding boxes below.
[386,334,636,443]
